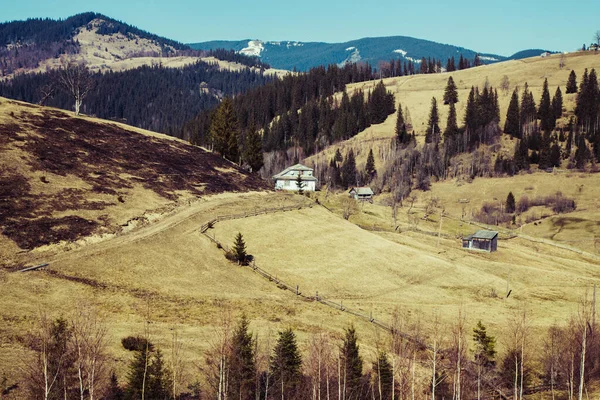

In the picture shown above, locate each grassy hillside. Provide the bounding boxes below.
[0,98,267,258]
[305,51,600,171]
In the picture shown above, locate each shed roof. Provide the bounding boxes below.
[349,187,374,196]
[465,230,498,240]
[272,163,313,179]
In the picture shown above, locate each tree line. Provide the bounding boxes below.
[14,294,600,400]
[0,60,272,135]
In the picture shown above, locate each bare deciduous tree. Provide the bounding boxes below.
[340,197,359,220]
[71,306,109,400]
[501,75,510,95]
[57,59,93,116]
[594,31,600,46]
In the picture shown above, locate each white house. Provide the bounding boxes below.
[273,163,318,191]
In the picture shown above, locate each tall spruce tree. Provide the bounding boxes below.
[444,101,459,140]
[575,134,588,169]
[210,97,240,162]
[513,139,530,171]
[425,97,441,143]
[552,87,563,121]
[341,326,363,400]
[443,76,459,104]
[242,124,264,173]
[229,315,256,400]
[233,232,247,265]
[464,87,478,134]
[373,352,395,400]
[504,88,521,137]
[271,328,302,400]
[395,102,409,145]
[566,70,578,94]
[505,192,516,214]
[365,149,376,179]
[538,78,555,132]
[520,83,537,135]
[341,149,357,189]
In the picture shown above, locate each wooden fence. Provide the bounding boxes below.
[199,202,428,349]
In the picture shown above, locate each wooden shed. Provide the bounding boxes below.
[462,230,498,252]
[349,187,374,202]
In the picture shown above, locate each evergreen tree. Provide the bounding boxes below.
[229,315,256,400]
[550,142,562,167]
[575,134,588,169]
[520,83,537,134]
[372,352,395,400]
[341,149,357,189]
[514,139,530,171]
[538,78,554,132]
[538,132,552,169]
[395,102,409,145]
[552,86,563,120]
[425,97,441,143]
[576,68,599,135]
[271,328,302,399]
[566,118,574,157]
[443,76,458,105]
[464,87,478,134]
[444,101,459,140]
[341,326,363,400]
[446,57,456,72]
[566,70,578,94]
[334,148,343,164]
[295,173,305,195]
[242,124,264,173]
[474,54,482,67]
[473,321,496,367]
[504,88,521,137]
[105,371,125,400]
[210,97,240,162]
[233,232,247,265]
[365,149,376,179]
[505,192,516,214]
[146,350,172,399]
[126,348,151,400]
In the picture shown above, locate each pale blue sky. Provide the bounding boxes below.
[1,0,598,56]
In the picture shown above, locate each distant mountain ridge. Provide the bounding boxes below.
[189,36,548,72]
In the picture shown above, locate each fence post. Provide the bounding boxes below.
[296,285,299,295]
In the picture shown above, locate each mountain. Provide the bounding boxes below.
[0,13,277,79]
[189,36,507,71]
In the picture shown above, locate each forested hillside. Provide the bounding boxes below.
[0,61,272,135]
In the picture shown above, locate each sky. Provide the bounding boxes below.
[1,0,598,57]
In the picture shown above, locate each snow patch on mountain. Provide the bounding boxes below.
[405,56,421,63]
[393,49,407,57]
[479,56,499,62]
[346,46,356,51]
[286,41,304,48]
[240,40,264,57]
[338,48,361,67]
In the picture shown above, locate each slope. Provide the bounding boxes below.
[0,97,267,258]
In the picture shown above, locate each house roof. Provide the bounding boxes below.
[464,230,498,240]
[349,187,374,196]
[272,163,313,179]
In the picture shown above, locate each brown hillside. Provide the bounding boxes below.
[0,98,267,253]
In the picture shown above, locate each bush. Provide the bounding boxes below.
[121,336,154,352]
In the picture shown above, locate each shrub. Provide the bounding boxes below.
[516,195,529,214]
[121,336,154,352]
